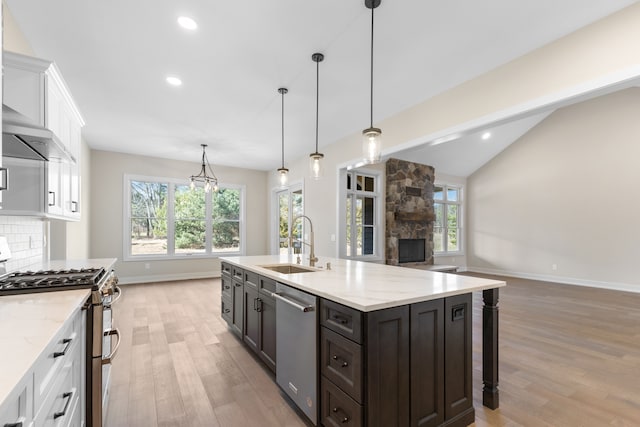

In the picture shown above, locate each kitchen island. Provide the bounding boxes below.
[221,255,505,427]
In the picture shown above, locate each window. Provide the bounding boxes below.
[341,170,381,259]
[433,184,462,254]
[125,175,244,259]
[274,186,303,255]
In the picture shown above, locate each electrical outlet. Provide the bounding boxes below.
[551,263,557,271]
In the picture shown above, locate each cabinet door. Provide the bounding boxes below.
[243,285,259,353]
[258,294,276,372]
[46,78,64,141]
[365,306,410,427]
[444,294,473,422]
[230,279,244,337]
[47,160,64,216]
[410,299,444,427]
[62,162,80,219]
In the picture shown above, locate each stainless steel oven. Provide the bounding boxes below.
[0,266,121,427]
[86,270,121,427]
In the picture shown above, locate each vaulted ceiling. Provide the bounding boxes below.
[5,0,637,175]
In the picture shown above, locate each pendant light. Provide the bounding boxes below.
[189,144,219,193]
[362,0,382,164]
[277,87,289,187]
[309,53,325,180]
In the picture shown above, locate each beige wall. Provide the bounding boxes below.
[90,150,268,283]
[467,89,640,291]
[2,0,33,55]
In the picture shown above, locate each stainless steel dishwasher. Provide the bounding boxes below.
[272,282,318,425]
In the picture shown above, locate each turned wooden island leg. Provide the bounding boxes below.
[482,288,499,409]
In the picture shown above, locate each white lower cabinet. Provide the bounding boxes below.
[0,307,86,427]
[0,375,32,427]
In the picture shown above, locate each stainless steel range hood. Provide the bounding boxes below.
[2,104,75,162]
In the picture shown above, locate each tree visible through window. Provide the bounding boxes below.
[127,176,243,258]
[434,184,462,254]
[130,181,168,255]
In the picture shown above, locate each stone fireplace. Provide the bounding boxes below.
[385,158,435,266]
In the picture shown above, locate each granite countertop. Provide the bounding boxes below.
[221,255,505,312]
[0,258,117,406]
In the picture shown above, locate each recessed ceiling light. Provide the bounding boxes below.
[166,76,182,86]
[178,16,197,30]
[481,132,491,140]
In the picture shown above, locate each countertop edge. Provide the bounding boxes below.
[221,256,505,312]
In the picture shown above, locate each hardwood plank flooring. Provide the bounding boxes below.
[105,275,640,426]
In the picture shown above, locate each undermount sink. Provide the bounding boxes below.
[259,264,318,274]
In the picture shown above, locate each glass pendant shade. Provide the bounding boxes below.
[309,153,324,180]
[362,127,382,164]
[278,167,289,187]
[362,0,383,164]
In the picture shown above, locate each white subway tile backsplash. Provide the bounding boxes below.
[0,216,45,272]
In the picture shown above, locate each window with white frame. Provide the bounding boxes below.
[125,175,244,259]
[433,184,462,254]
[342,170,381,258]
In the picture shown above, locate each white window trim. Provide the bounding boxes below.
[433,182,464,257]
[270,180,304,255]
[338,168,384,261]
[123,174,246,261]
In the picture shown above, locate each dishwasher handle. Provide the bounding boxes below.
[271,292,315,312]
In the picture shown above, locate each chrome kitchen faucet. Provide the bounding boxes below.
[290,215,318,267]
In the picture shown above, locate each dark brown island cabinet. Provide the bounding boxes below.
[221,262,277,372]
[319,295,473,427]
[220,262,498,427]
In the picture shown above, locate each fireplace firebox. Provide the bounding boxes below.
[398,239,426,263]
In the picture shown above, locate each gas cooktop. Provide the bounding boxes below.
[0,267,107,295]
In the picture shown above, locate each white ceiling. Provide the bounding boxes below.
[5,0,637,174]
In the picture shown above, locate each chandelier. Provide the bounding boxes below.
[190,144,219,193]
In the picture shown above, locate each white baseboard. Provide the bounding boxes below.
[466,266,639,294]
[118,272,222,285]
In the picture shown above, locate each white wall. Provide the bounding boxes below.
[467,88,640,291]
[90,150,268,283]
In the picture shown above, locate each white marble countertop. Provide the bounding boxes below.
[0,258,117,406]
[221,255,505,312]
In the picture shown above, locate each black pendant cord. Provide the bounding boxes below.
[369,5,375,129]
[315,58,320,153]
[281,90,285,168]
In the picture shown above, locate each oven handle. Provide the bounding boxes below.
[103,285,122,308]
[102,328,121,365]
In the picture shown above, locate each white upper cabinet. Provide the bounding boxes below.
[2,51,84,220]
[3,51,85,163]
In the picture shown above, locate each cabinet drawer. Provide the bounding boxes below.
[244,271,259,290]
[221,296,232,324]
[221,275,232,299]
[320,299,362,343]
[221,262,232,277]
[321,327,363,403]
[0,376,30,427]
[33,308,80,410]
[259,276,276,296]
[232,267,244,281]
[34,337,81,427]
[321,377,363,427]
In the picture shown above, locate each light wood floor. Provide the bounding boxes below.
[105,275,640,427]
